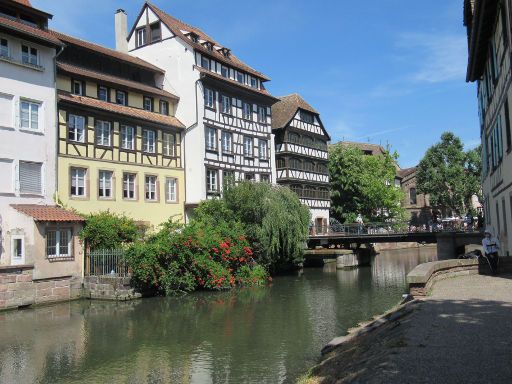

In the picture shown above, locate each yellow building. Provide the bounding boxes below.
[52,31,185,229]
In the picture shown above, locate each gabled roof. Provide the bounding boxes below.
[133,2,270,81]
[334,141,387,156]
[50,30,164,74]
[58,92,185,129]
[271,93,330,134]
[0,14,62,47]
[11,204,85,222]
[398,166,417,179]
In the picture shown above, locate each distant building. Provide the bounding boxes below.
[272,94,331,232]
[464,0,512,255]
[53,30,185,229]
[398,167,435,225]
[122,3,278,220]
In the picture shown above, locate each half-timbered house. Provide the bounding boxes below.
[53,31,185,228]
[272,94,331,233]
[120,4,278,219]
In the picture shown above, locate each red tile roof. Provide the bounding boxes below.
[58,92,185,129]
[272,94,319,129]
[11,205,85,222]
[50,30,164,73]
[57,62,178,101]
[13,0,32,6]
[0,15,62,46]
[145,2,270,81]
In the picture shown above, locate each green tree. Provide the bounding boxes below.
[329,144,405,223]
[416,132,481,216]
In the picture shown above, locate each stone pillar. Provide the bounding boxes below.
[336,253,360,269]
[436,232,457,260]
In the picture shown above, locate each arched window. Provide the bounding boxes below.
[410,188,417,205]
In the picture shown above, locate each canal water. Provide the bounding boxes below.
[0,246,436,384]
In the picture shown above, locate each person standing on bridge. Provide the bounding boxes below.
[482,228,500,275]
[356,214,364,235]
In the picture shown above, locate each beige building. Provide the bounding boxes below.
[465,0,512,255]
[398,167,434,225]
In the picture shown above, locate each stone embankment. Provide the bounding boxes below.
[299,258,512,384]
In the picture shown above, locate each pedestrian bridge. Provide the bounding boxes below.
[307,223,483,260]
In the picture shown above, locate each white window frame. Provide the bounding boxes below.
[72,80,83,96]
[243,136,253,157]
[221,131,232,154]
[206,169,218,193]
[221,95,231,114]
[258,106,267,123]
[163,132,176,156]
[19,160,42,195]
[20,99,40,130]
[98,86,109,101]
[221,65,229,78]
[250,77,258,88]
[145,175,157,201]
[46,228,72,259]
[205,127,217,151]
[204,88,215,109]
[143,96,153,111]
[259,140,268,160]
[21,44,38,66]
[166,177,177,202]
[120,125,135,150]
[142,129,156,153]
[95,120,111,146]
[136,28,146,47]
[160,100,169,115]
[242,102,252,120]
[68,114,85,143]
[201,56,210,70]
[116,90,127,106]
[98,170,113,199]
[11,235,24,265]
[123,173,136,200]
[236,71,244,83]
[70,167,86,197]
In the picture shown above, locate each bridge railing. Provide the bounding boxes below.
[310,221,480,237]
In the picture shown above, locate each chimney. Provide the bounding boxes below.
[115,9,128,53]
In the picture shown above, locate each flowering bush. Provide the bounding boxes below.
[125,219,268,295]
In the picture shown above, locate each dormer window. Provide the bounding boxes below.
[150,22,161,42]
[136,27,146,47]
[189,33,199,43]
[219,47,231,58]
[250,77,258,88]
[203,41,213,51]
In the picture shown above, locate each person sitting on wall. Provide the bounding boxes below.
[482,228,500,275]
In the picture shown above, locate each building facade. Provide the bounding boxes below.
[53,31,185,229]
[121,3,278,219]
[272,94,330,232]
[398,167,434,225]
[465,0,512,255]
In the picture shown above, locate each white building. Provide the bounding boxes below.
[465,0,512,256]
[272,94,330,233]
[0,0,63,266]
[119,3,278,219]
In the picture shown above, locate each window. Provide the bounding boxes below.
[204,88,215,109]
[70,168,86,197]
[250,77,258,88]
[221,95,231,114]
[291,185,302,196]
[116,90,127,106]
[72,80,83,96]
[120,125,135,150]
[46,229,72,259]
[260,174,270,183]
[68,114,85,142]
[288,132,300,144]
[300,110,314,123]
[143,96,153,111]
[98,170,113,198]
[145,175,157,201]
[259,140,268,159]
[317,163,328,174]
[277,158,285,168]
[258,106,266,123]
[201,56,210,70]
[205,127,217,151]
[95,120,111,146]
[243,136,253,157]
[242,102,252,120]
[160,100,169,115]
[410,188,417,205]
[206,169,218,193]
[223,170,236,188]
[98,86,109,101]
[1,38,8,57]
[166,177,177,202]
[236,71,244,83]
[304,161,315,172]
[150,22,161,42]
[19,161,42,194]
[20,100,39,130]
[123,173,136,199]
[21,45,37,65]
[221,131,232,154]
[136,27,146,47]
[505,98,511,152]
[163,132,176,156]
[489,116,504,169]
[221,65,229,78]
[12,237,23,262]
[289,157,302,169]
[244,173,254,181]
[303,135,314,148]
[142,129,156,153]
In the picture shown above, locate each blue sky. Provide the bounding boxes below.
[33,0,479,168]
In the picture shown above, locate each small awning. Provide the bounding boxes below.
[11,204,85,222]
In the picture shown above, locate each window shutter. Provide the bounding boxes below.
[19,161,42,194]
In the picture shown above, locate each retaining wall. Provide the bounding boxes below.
[83,276,142,301]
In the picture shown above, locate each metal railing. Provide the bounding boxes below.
[85,248,130,277]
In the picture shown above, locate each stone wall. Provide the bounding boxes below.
[83,276,141,301]
[0,265,81,311]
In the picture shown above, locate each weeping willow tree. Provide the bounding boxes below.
[193,182,310,273]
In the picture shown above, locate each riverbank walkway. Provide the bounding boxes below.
[301,273,512,383]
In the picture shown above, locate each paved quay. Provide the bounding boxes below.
[301,273,512,384]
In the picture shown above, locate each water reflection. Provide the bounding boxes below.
[0,247,436,384]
